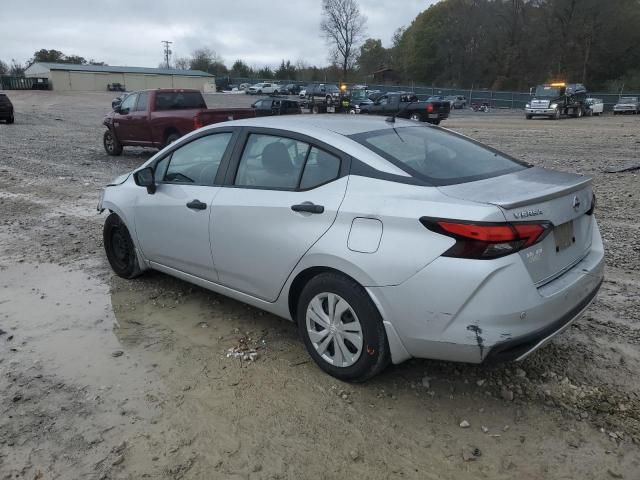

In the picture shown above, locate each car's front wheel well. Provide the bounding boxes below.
[288,266,361,320]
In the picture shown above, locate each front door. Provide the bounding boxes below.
[112,93,138,142]
[126,91,152,145]
[134,131,236,281]
[211,130,348,301]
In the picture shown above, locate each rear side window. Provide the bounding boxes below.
[154,92,206,111]
[351,126,527,186]
[300,148,340,189]
[235,134,309,189]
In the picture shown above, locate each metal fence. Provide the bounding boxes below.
[226,77,638,112]
[0,76,50,90]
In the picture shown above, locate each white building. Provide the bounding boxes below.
[24,63,215,92]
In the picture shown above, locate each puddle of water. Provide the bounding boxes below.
[0,263,137,388]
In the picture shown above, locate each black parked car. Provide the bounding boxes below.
[251,97,302,117]
[284,84,302,95]
[0,93,14,124]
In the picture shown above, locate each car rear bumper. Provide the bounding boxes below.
[367,219,604,364]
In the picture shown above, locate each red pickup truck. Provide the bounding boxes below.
[102,89,254,155]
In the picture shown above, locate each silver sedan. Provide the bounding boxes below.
[98,116,604,381]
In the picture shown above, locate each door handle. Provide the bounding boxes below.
[186,199,207,210]
[291,203,324,214]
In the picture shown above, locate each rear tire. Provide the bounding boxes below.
[103,213,142,279]
[311,104,319,114]
[297,272,390,382]
[7,115,14,124]
[103,130,123,156]
[409,113,422,121]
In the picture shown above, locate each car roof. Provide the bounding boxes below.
[195,115,419,176]
[217,114,420,136]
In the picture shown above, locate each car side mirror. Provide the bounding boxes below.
[134,167,156,194]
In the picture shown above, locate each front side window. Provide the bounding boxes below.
[161,133,233,185]
[119,94,137,113]
[135,92,149,112]
[235,134,309,189]
[351,126,527,186]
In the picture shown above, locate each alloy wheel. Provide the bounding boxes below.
[306,292,363,368]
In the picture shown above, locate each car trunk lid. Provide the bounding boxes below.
[438,167,595,285]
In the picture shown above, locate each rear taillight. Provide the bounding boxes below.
[193,115,203,130]
[426,103,434,113]
[420,218,551,259]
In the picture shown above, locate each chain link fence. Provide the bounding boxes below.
[227,77,638,112]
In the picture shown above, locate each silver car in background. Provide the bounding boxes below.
[613,96,640,114]
[98,116,604,381]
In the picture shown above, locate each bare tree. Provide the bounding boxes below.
[320,0,366,80]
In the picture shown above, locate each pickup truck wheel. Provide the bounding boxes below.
[348,108,357,114]
[553,108,561,120]
[409,113,422,121]
[165,132,180,147]
[312,104,319,114]
[7,115,15,124]
[526,114,533,120]
[103,130,123,156]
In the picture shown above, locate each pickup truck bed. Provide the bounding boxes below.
[360,92,450,125]
[103,89,255,155]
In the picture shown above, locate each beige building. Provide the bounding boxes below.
[24,63,214,92]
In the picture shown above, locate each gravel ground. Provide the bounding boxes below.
[1,91,639,479]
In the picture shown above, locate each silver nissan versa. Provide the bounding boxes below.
[98,115,604,381]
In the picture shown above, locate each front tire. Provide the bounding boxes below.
[297,273,390,382]
[7,114,14,124]
[553,108,561,120]
[103,130,123,156]
[103,213,141,279]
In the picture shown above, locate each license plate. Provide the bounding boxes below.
[428,113,439,119]
[554,221,574,251]
[327,106,335,113]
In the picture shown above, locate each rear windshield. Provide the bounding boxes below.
[154,92,206,111]
[350,126,528,186]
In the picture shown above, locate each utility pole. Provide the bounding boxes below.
[161,40,173,69]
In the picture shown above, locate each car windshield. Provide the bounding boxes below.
[350,89,367,100]
[619,97,638,103]
[535,86,561,97]
[350,126,528,186]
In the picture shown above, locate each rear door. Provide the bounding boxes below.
[211,129,349,301]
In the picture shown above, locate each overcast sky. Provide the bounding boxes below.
[0,0,437,69]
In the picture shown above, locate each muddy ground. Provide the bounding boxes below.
[0,91,638,479]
